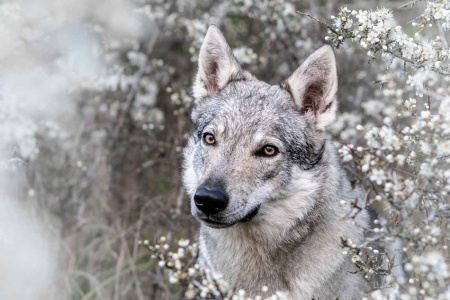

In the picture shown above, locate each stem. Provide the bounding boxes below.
[295,11,339,35]
[79,260,153,300]
[434,18,449,48]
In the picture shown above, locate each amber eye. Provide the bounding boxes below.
[203,133,216,146]
[262,145,278,157]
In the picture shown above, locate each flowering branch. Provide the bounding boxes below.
[139,237,289,300]
[298,6,450,76]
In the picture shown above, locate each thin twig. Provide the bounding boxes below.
[79,260,153,300]
[419,88,449,101]
[114,230,126,300]
[120,232,145,300]
[111,29,160,140]
[397,0,420,9]
[295,11,339,35]
[434,18,449,48]
[175,185,185,217]
[382,49,450,76]
[309,0,320,33]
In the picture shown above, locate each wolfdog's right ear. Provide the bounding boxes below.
[192,25,244,99]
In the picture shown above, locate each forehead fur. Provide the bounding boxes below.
[192,80,301,132]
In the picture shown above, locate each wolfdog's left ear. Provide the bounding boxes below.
[285,46,338,130]
[193,25,244,99]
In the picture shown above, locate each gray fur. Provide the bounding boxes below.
[182,25,368,299]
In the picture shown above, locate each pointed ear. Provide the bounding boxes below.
[192,25,244,99]
[285,46,338,130]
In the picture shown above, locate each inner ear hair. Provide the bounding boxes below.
[302,82,324,114]
[203,57,219,93]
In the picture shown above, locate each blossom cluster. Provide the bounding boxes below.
[341,236,393,282]
[324,3,450,299]
[140,237,287,300]
[338,103,450,294]
[402,251,450,298]
[421,0,450,31]
[326,5,450,76]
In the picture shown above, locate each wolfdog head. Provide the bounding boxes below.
[182,25,338,229]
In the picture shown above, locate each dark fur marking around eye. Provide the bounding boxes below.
[274,123,325,170]
[286,140,326,170]
[303,142,325,170]
[194,118,214,142]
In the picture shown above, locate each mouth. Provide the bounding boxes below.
[239,205,260,222]
[200,205,261,228]
[201,219,235,229]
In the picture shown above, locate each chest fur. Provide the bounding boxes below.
[198,214,365,299]
[199,231,290,294]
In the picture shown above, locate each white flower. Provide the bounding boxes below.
[404,179,415,193]
[384,182,394,192]
[420,163,434,177]
[421,110,431,118]
[334,19,342,28]
[340,6,350,13]
[185,290,195,299]
[344,18,353,29]
[178,239,190,247]
[367,31,379,44]
[343,154,353,162]
[356,10,372,28]
[169,276,178,284]
[379,7,392,19]
[352,255,360,263]
[233,47,257,65]
[423,251,444,266]
[370,169,386,185]
[438,141,450,156]
[421,43,435,60]
[402,45,415,60]
[396,154,406,166]
[395,33,408,45]
[386,154,394,163]
[420,141,432,155]
[434,8,446,20]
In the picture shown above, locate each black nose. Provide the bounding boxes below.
[194,188,229,215]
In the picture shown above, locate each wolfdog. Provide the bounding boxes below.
[182,25,368,299]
